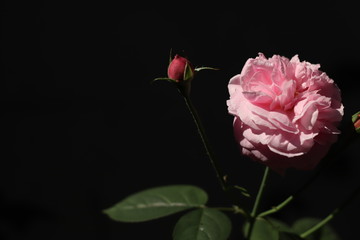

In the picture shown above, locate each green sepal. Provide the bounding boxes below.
[232,205,249,216]
[169,48,173,64]
[352,111,360,133]
[232,185,251,198]
[351,111,360,123]
[194,66,220,71]
[183,62,194,81]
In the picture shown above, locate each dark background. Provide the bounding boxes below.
[2,1,360,239]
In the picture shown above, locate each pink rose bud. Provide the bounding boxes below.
[227,53,344,174]
[167,54,194,82]
[352,112,360,133]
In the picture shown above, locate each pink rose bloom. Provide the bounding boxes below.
[227,53,344,173]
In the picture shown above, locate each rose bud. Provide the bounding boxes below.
[352,111,360,133]
[227,53,344,174]
[167,54,194,82]
[153,51,218,97]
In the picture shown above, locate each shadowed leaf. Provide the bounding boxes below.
[173,208,232,240]
[292,218,341,240]
[103,185,208,222]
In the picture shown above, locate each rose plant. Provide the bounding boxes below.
[103,51,359,240]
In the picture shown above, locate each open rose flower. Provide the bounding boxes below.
[227,53,344,173]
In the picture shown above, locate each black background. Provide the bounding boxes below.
[2,1,360,239]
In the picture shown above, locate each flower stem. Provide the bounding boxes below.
[246,166,270,240]
[300,214,335,238]
[182,94,227,191]
[258,196,293,218]
[251,166,270,217]
[257,167,321,218]
[258,144,346,218]
[300,183,360,238]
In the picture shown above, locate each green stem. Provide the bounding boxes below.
[246,166,270,240]
[300,213,336,238]
[212,206,248,217]
[208,206,249,219]
[258,196,293,218]
[257,119,358,219]
[257,155,329,218]
[300,183,360,238]
[182,94,227,191]
[251,166,270,217]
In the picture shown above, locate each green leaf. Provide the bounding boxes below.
[244,218,278,240]
[267,218,293,233]
[292,218,341,240]
[103,185,208,222]
[152,77,177,83]
[243,217,291,240]
[173,208,232,240]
